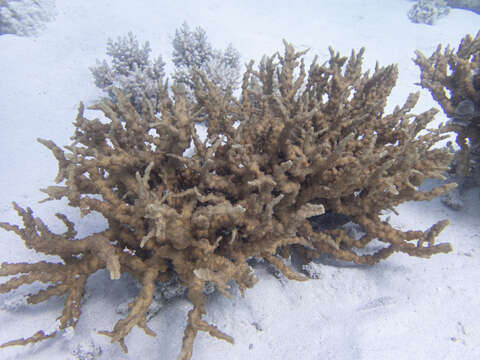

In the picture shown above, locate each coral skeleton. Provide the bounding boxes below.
[172,22,241,95]
[0,41,455,359]
[90,31,166,113]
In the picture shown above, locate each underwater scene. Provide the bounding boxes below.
[0,1,479,359]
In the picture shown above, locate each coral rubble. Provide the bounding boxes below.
[0,41,455,359]
[408,0,450,25]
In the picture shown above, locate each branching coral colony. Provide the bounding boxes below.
[414,31,480,195]
[0,41,456,359]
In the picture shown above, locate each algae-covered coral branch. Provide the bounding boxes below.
[0,40,454,359]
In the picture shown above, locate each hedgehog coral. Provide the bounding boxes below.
[0,40,455,360]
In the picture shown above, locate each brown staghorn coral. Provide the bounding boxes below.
[414,31,480,118]
[414,31,480,188]
[0,40,455,359]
